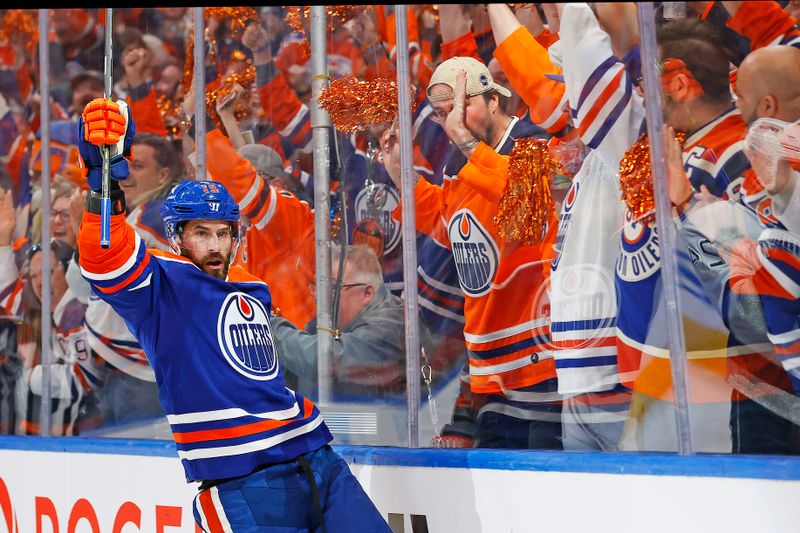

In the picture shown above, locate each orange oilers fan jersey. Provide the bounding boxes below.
[125,82,168,137]
[395,119,558,395]
[492,26,570,136]
[725,0,800,51]
[255,64,313,155]
[206,129,317,329]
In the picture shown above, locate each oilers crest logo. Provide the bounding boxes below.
[616,209,660,282]
[563,180,579,214]
[448,209,499,297]
[354,184,401,255]
[534,262,616,351]
[217,293,280,381]
[552,180,580,271]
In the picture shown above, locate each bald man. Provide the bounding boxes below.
[735,45,800,126]
[732,45,800,229]
[726,45,800,437]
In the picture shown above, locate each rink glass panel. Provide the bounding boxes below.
[11,4,798,457]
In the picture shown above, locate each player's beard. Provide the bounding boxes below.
[201,252,231,280]
[182,247,231,280]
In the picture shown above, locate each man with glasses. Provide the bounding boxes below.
[76,98,390,532]
[271,244,421,402]
[0,190,103,436]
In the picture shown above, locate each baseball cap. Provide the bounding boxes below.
[427,56,512,102]
[237,144,290,181]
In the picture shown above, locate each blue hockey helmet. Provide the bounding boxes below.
[161,179,241,257]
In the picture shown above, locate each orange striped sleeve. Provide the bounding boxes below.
[493,26,569,134]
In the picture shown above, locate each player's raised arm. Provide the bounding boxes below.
[76,98,155,327]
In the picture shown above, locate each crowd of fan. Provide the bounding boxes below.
[0,3,799,455]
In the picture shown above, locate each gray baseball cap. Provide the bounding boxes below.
[237,144,290,180]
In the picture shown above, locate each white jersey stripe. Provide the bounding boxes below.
[254,186,279,230]
[238,176,262,212]
[417,266,462,296]
[551,326,617,341]
[501,389,564,403]
[81,232,142,281]
[418,297,466,324]
[538,91,569,130]
[464,317,549,344]
[554,345,618,360]
[768,327,800,346]
[177,414,324,461]
[210,487,234,532]
[783,358,800,372]
[167,399,299,425]
[412,104,432,138]
[278,105,308,137]
[470,351,554,376]
[478,402,563,422]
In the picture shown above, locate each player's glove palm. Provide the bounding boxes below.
[78,98,136,191]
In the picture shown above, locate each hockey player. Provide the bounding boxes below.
[76,98,390,532]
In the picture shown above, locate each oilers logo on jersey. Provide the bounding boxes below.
[617,210,661,282]
[217,292,280,381]
[537,262,616,351]
[354,183,401,255]
[552,180,580,271]
[448,209,499,297]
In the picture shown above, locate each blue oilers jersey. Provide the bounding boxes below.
[78,212,332,482]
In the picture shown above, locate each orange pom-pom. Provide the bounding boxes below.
[317,75,414,134]
[286,6,365,34]
[495,138,557,245]
[205,63,256,129]
[205,7,258,32]
[618,131,686,225]
[181,7,260,103]
[0,10,38,55]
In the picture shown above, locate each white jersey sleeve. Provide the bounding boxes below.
[559,3,645,163]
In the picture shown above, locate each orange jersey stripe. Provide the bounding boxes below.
[198,490,225,533]
[470,359,556,394]
[173,398,314,445]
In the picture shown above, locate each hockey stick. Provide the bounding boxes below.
[100,8,113,248]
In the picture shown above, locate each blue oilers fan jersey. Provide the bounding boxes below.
[78,211,332,482]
